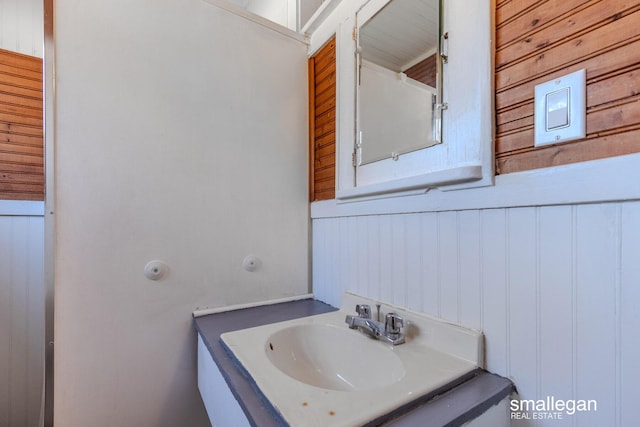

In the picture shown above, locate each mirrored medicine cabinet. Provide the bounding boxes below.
[333,0,493,201]
[356,0,443,166]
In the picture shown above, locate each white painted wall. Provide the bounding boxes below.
[0,0,43,57]
[244,0,290,28]
[299,0,324,30]
[312,193,640,427]
[53,0,309,425]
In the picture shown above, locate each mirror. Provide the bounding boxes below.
[357,0,442,165]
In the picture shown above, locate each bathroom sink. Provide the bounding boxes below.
[220,292,483,427]
[265,324,405,391]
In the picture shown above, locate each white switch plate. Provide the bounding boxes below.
[534,69,586,147]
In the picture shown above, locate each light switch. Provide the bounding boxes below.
[534,69,586,147]
[546,88,569,130]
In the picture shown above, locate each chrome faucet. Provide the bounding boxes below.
[345,304,405,345]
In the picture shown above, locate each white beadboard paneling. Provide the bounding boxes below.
[312,200,640,426]
[367,215,382,302]
[420,212,439,315]
[354,216,370,298]
[346,216,359,299]
[538,206,574,427]
[405,214,422,312]
[507,208,538,403]
[0,0,18,52]
[311,219,328,304]
[379,215,394,304]
[10,218,29,426]
[620,202,640,426]
[438,212,459,323]
[480,209,509,375]
[0,216,45,427]
[336,217,350,304]
[314,218,342,307]
[390,215,407,307]
[25,217,45,427]
[457,210,482,328]
[0,0,44,57]
[574,204,618,425]
[0,218,10,427]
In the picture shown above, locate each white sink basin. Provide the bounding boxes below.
[221,292,483,427]
[265,324,405,391]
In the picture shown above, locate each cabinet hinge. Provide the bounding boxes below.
[352,27,357,41]
[440,32,449,64]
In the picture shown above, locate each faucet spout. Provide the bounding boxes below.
[345,306,405,345]
[345,315,382,337]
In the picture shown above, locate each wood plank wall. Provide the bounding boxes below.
[0,48,44,201]
[404,54,437,88]
[309,37,336,201]
[495,0,640,174]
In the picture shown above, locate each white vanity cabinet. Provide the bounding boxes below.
[197,334,251,427]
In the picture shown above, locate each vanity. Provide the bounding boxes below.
[193,293,513,426]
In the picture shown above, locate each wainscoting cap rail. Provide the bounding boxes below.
[0,200,45,216]
[193,293,315,318]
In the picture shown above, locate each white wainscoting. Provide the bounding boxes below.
[0,0,44,58]
[312,200,640,426]
[0,214,45,427]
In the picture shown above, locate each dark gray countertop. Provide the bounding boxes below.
[193,298,513,427]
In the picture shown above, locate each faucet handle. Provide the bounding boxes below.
[385,312,404,336]
[355,304,371,319]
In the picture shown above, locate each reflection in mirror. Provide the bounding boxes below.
[357,0,442,165]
